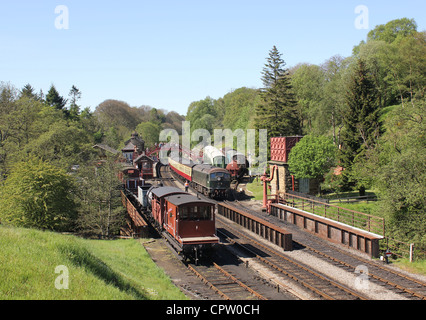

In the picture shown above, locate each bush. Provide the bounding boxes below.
[0,157,77,231]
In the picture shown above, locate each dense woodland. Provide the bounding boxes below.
[0,18,424,249]
[187,18,425,248]
[0,83,185,236]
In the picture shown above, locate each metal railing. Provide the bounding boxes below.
[383,236,426,262]
[276,192,385,237]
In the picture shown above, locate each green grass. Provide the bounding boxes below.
[245,178,264,200]
[393,258,426,276]
[0,226,187,300]
[334,201,381,217]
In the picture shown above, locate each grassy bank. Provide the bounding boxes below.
[0,226,187,300]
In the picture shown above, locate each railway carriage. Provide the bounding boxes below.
[164,194,218,256]
[203,146,226,168]
[168,157,195,181]
[147,186,185,229]
[144,186,218,262]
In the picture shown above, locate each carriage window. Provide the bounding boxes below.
[180,207,189,220]
[182,206,212,221]
[199,206,210,220]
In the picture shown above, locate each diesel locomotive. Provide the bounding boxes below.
[168,157,231,199]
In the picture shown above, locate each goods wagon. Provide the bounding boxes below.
[144,186,218,262]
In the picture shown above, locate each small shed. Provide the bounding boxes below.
[134,154,155,179]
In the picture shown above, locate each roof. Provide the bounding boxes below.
[123,132,145,151]
[92,144,120,154]
[169,157,197,167]
[134,153,155,164]
[165,194,215,206]
[122,141,136,152]
[150,186,186,198]
[118,162,139,171]
[193,164,229,174]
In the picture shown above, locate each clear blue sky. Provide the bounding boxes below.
[1,0,425,115]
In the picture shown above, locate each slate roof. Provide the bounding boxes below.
[150,186,186,198]
[165,194,214,206]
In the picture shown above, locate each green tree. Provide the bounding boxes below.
[76,156,125,237]
[149,108,166,125]
[94,99,143,141]
[135,121,161,149]
[256,46,300,138]
[20,83,40,100]
[340,59,382,195]
[221,87,260,131]
[366,100,425,246]
[291,63,325,134]
[1,84,47,180]
[388,32,426,104]
[68,85,82,119]
[0,157,77,231]
[367,18,417,43]
[320,55,350,145]
[45,84,67,111]
[162,111,186,135]
[357,28,426,108]
[186,97,217,132]
[24,120,94,169]
[288,135,337,180]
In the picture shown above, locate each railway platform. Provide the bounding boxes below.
[269,203,383,258]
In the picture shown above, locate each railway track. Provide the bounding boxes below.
[186,261,267,300]
[226,200,426,300]
[216,217,369,300]
[158,167,295,300]
[157,166,426,300]
[160,168,368,300]
[293,234,426,300]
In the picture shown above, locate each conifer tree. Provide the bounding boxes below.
[46,84,67,110]
[340,58,382,194]
[20,83,37,100]
[255,46,300,138]
[68,85,82,118]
